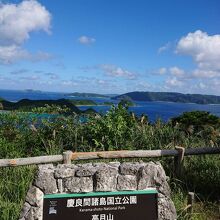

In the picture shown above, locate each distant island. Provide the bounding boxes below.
[112,91,220,104]
[25,89,42,93]
[0,99,84,114]
[68,99,116,106]
[66,92,110,98]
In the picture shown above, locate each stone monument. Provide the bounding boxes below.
[19,161,177,220]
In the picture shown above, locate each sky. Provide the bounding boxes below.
[0,0,220,95]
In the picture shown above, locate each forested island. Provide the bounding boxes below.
[0,99,82,114]
[0,99,118,113]
[113,91,220,104]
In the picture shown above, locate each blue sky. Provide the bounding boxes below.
[0,0,220,94]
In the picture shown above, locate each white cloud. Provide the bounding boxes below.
[156,30,220,95]
[0,45,30,64]
[166,77,184,87]
[158,67,167,75]
[20,75,40,81]
[158,42,171,54]
[155,66,185,78]
[135,81,151,90]
[0,45,52,64]
[212,79,220,87]
[169,66,185,77]
[100,64,136,79]
[198,82,206,89]
[96,79,107,85]
[176,30,220,71]
[192,69,219,78]
[61,80,78,86]
[0,0,52,64]
[78,36,96,45]
[0,0,51,46]
[194,80,220,94]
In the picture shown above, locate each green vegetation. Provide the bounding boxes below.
[172,111,220,144]
[0,99,81,114]
[68,99,97,106]
[0,166,36,220]
[31,104,71,114]
[172,111,220,130]
[0,98,117,113]
[113,91,220,104]
[103,101,114,106]
[0,106,219,219]
[118,99,135,107]
[101,99,134,107]
[0,97,4,110]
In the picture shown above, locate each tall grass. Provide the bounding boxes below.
[0,166,36,220]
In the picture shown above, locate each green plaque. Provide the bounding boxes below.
[43,189,158,220]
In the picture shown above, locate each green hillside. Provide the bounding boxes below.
[113,91,220,104]
[0,99,81,114]
[68,99,97,106]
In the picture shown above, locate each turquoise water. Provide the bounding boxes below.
[0,89,220,122]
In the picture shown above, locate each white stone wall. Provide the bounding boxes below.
[20,162,177,220]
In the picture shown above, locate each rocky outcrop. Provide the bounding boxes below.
[19,162,177,220]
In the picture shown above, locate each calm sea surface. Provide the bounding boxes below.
[1,89,220,122]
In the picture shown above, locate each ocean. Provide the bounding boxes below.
[0,89,220,122]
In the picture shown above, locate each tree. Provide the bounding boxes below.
[85,103,136,151]
[171,111,220,133]
[31,104,71,114]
